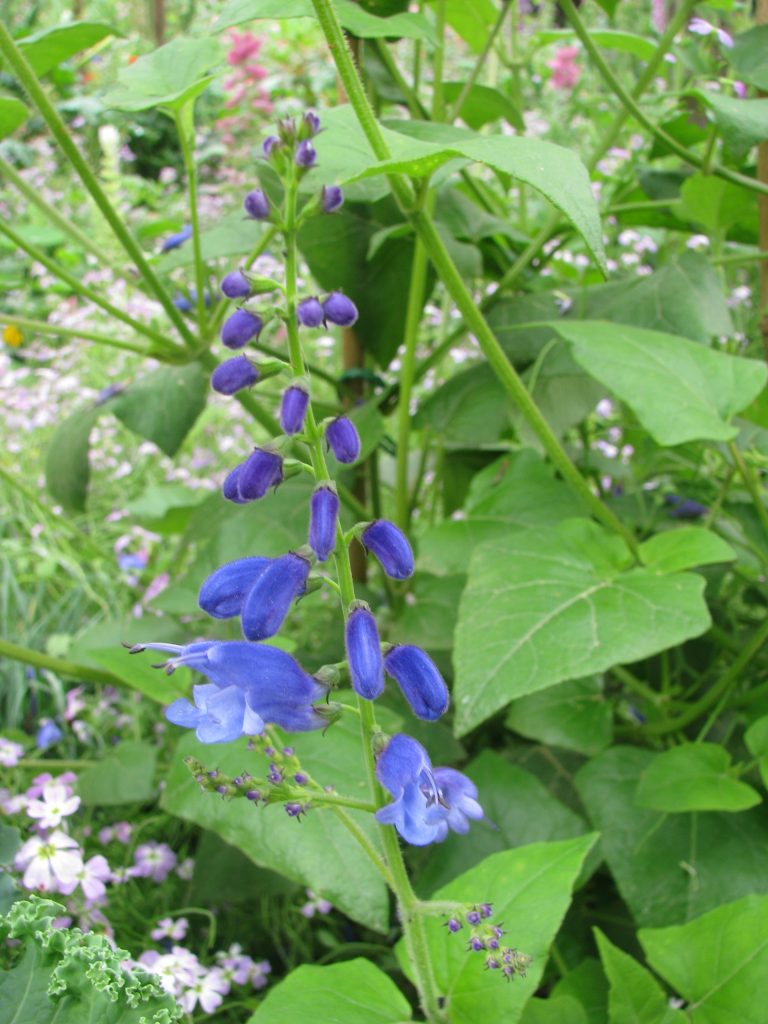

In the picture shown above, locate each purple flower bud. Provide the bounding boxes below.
[237,448,283,501]
[325,416,361,464]
[262,136,279,157]
[383,645,449,721]
[241,552,311,641]
[360,520,414,579]
[309,485,339,562]
[480,903,493,919]
[323,291,358,327]
[297,297,324,328]
[211,355,259,395]
[268,764,283,784]
[466,910,481,926]
[345,606,384,701]
[447,918,463,933]
[294,772,309,785]
[469,937,485,952]
[221,270,251,299]
[303,111,321,137]
[198,557,271,618]
[285,802,304,817]
[223,464,248,504]
[160,225,192,252]
[244,189,270,220]
[221,309,263,349]
[280,385,309,435]
[321,185,343,213]
[295,140,316,168]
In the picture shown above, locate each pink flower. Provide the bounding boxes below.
[64,686,86,721]
[179,967,230,1014]
[0,737,24,767]
[227,30,262,66]
[26,781,81,829]
[688,17,733,48]
[151,916,189,942]
[130,841,177,882]
[15,830,83,892]
[300,888,333,917]
[548,46,581,90]
[76,854,112,900]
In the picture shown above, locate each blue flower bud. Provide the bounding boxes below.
[237,447,283,501]
[384,645,449,720]
[36,720,63,750]
[211,355,259,395]
[221,270,251,299]
[241,552,311,640]
[361,520,414,579]
[297,296,324,327]
[323,291,358,327]
[295,140,317,168]
[321,185,343,213]
[263,135,279,157]
[280,384,309,435]
[325,416,361,464]
[244,189,270,220]
[198,557,271,618]
[345,606,384,700]
[160,225,192,252]
[173,289,211,313]
[309,484,339,562]
[221,309,263,349]
[302,111,321,137]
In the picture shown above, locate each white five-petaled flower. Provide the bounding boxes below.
[15,830,83,893]
[75,854,112,901]
[26,781,81,829]
[178,967,231,1014]
[0,737,24,767]
[151,916,189,942]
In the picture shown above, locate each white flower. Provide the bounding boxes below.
[26,781,81,829]
[0,737,24,767]
[144,946,200,997]
[15,830,83,893]
[151,916,189,942]
[76,854,112,901]
[179,967,230,1014]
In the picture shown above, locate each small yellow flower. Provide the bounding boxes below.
[2,325,22,348]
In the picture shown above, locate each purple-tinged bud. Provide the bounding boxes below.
[277,117,296,143]
[285,802,305,817]
[223,464,248,504]
[302,111,321,137]
[280,385,310,435]
[241,552,311,640]
[325,416,361,464]
[294,772,309,785]
[323,291,358,327]
[383,645,449,721]
[360,520,414,579]
[469,937,485,952]
[447,918,463,933]
[321,185,344,213]
[237,448,283,501]
[198,557,270,618]
[211,355,259,395]
[221,269,251,299]
[486,956,501,970]
[480,903,493,919]
[221,309,263,349]
[244,189,270,220]
[268,764,283,784]
[297,296,324,328]
[246,789,262,802]
[466,910,481,926]
[345,605,384,701]
[309,485,339,562]
[295,140,317,168]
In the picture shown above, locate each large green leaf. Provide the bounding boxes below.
[44,406,99,512]
[687,90,768,157]
[77,740,157,806]
[161,715,391,931]
[550,959,609,1024]
[519,996,588,1024]
[247,959,413,1023]
[441,0,498,51]
[88,647,188,705]
[0,96,28,140]
[395,573,465,651]
[111,362,208,456]
[453,519,710,735]
[575,747,768,927]
[675,174,756,237]
[594,930,685,1024]
[103,37,223,112]
[16,22,115,77]
[442,82,524,130]
[506,677,613,757]
[634,743,761,813]
[640,895,768,1024]
[534,28,656,60]
[418,835,598,1024]
[638,527,736,575]
[729,26,768,91]
[414,363,510,446]
[415,751,588,896]
[745,715,768,788]
[554,321,767,445]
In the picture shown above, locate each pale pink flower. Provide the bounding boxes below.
[688,17,733,48]
[64,686,86,721]
[15,830,83,892]
[301,888,333,917]
[130,841,177,882]
[151,916,189,942]
[26,781,81,829]
[76,854,112,900]
[179,967,230,1014]
[0,737,24,767]
[548,46,581,90]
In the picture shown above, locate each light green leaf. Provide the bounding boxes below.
[441,0,499,51]
[514,342,605,448]
[0,96,28,139]
[635,743,761,813]
[442,81,524,130]
[638,528,736,574]
[416,751,588,896]
[77,740,157,806]
[453,519,710,736]
[534,28,656,60]
[420,835,598,1024]
[506,677,613,757]
[745,716,768,788]
[103,36,223,113]
[595,929,685,1024]
[0,825,20,864]
[161,714,390,931]
[575,746,768,927]
[676,174,756,236]
[554,321,767,445]
[44,406,99,512]
[395,573,465,651]
[640,895,768,1024]
[16,22,115,77]
[519,995,588,1024]
[111,362,208,456]
[214,0,313,30]
[126,483,208,535]
[687,89,768,156]
[214,0,435,43]
[414,362,510,446]
[247,959,412,1024]
[87,646,188,705]
[550,958,609,1024]
[729,26,768,91]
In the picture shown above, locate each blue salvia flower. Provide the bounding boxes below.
[325,416,361,464]
[361,520,414,579]
[221,270,251,299]
[302,111,321,137]
[295,140,317,168]
[345,605,384,700]
[321,185,343,213]
[240,552,311,640]
[243,189,270,220]
[160,224,192,252]
[280,385,309,434]
[211,356,259,395]
[297,297,324,327]
[375,734,483,845]
[36,720,63,750]
[383,645,449,721]
[237,448,284,500]
[221,309,263,349]
[323,291,358,327]
[167,683,265,743]
[222,463,248,504]
[198,557,271,618]
[309,484,339,562]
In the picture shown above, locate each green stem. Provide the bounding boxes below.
[175,107,207,331]
[17,759,98,770]
[0,637,124,687]
[559,0,768,197]
[0,20,198,347]
[332,808,394,888]
[431,0,446,121]
[206,225,279,337]
[445,0,510,123]
[310,791,377,813]
[727,441,768,540]
[1,313,157,358]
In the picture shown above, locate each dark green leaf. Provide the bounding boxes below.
[395,573,465,651]
[454,520,710,735]
[0,96,28,140]
[745,716,768,788]
[729,26,768,91]
[550,958,609,1024]
[519,996,588,1024]
[103,37,223,112]
[44,406,99,512]
[595,930,685,1024]
[189,832,295,904]
[0,825,20,864]
[16,22,115,77]
[112,362,208,456]
[414,362,510,446]
[506,677,613,757]
[676,173,757,236]
[442,82,524,130]
[687,90,768,157]
[77,740,157,805]
[87,647,188,704]
[635,743,761,813]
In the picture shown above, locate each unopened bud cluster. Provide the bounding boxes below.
[444,905,532,982]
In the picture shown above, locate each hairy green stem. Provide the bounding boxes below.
[175,107,207,331]
[430,0,446,121]
[727,441,768,539]
[0,313,155,358]
[445,0,509,122]
[0,638,124,687]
